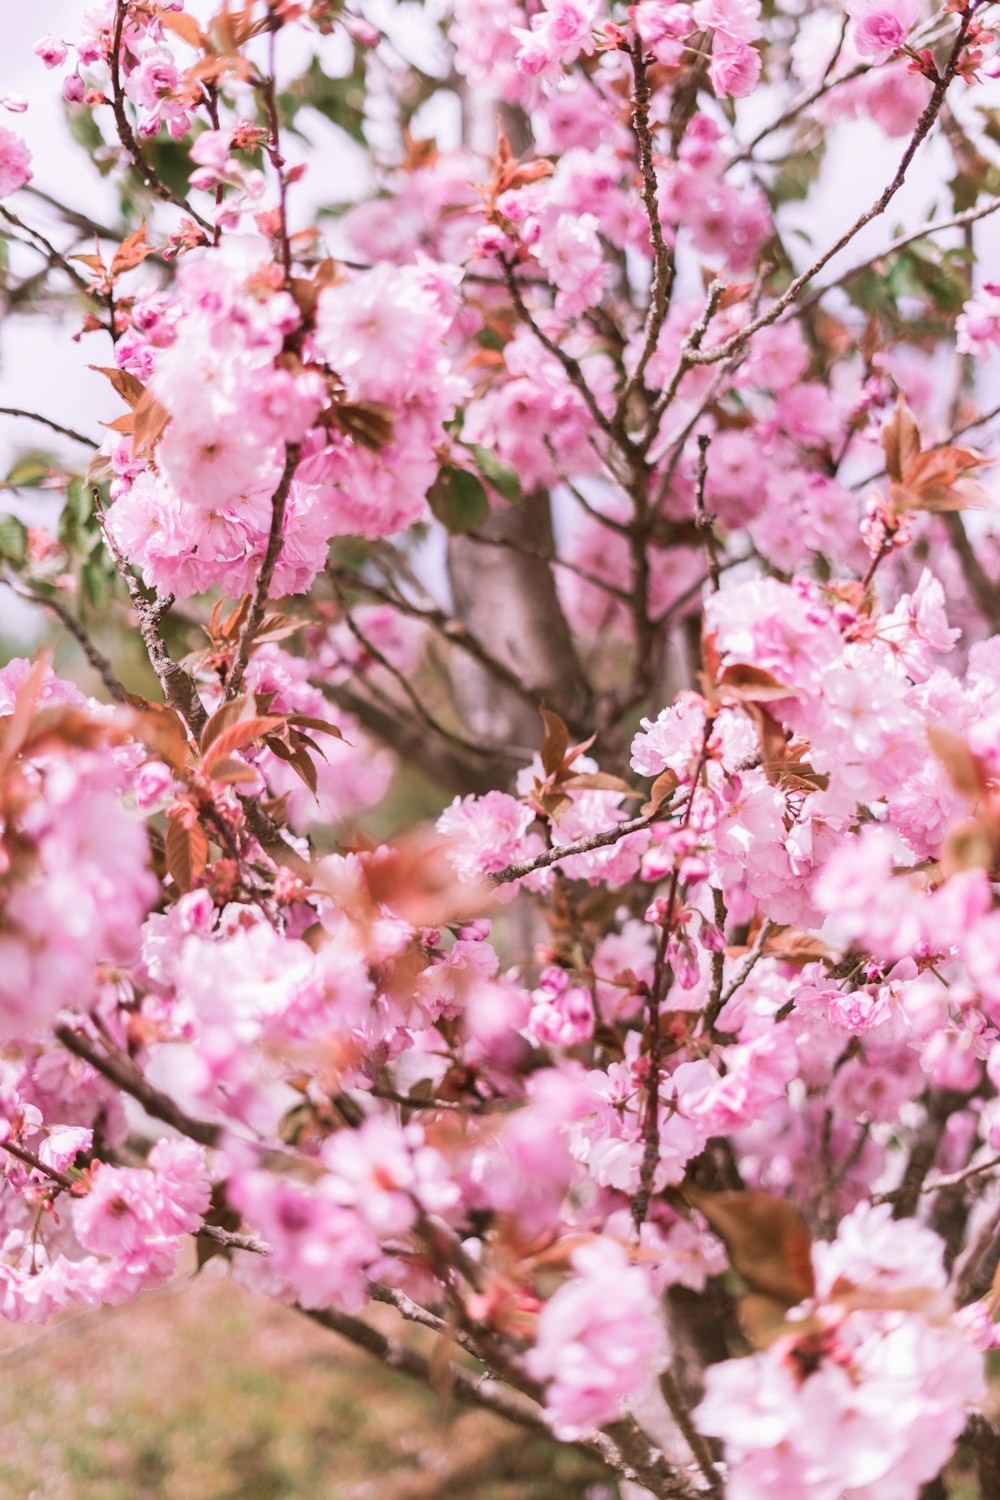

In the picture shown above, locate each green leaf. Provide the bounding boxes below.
[426,466,489,535]
[58,480,95,555]
[6,453,54,489]
[81,558,108,609]
[467,444,522,505]
[279,53,367,144]
[0,512,27,567]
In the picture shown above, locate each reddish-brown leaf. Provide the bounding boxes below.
[202,714,285,769]
[68,252,106,275]
[88,365,146,410]
[160,11,206,47]
[110,220,155,279]
[685,1187,816,1307]
[0,657,48,773]
[132,388,170,455]
[128,702,192,770]
[881,395,921,484]
[285,713,346,743]
[200,696,252,755]
[539,706,570,778]
[165,816,209,893]
[561,771,638,796]
[927,723,987,800]
[905,444,991,492]
[718,663,802,703]
[646,768,680,811]
[203,755,263,786]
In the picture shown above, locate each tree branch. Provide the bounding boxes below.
[55,1025,221,1148]
[225,442,301,700]
[108,0,212,231]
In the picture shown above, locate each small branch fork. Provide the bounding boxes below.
[682,5,978,370]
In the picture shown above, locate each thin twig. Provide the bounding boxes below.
[8,578,126,703]
[109,0,212,230]
[795,193,1000,318]
[685,14,976,369]
[613,40,674,428]
[489,810,659,885]
[225,443,301,700]
[499,256,614,441]
[0,407,96,447]
[873,1153,1000,1206]
[93,487,208,736]
[693,433,721,593]
[55,1025,221,1148]
[0,1138,77,1192]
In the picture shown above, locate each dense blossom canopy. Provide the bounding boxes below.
[4,1,1000,1495]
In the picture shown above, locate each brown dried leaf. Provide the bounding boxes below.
[927,723,985,801]
[110,220,154,279]
[685,1187,815,1307]
[718,663,802,703]
[161,12,206,48]
[540,706,570,779]
[881,396,921,485]
[132,388,170,456]
[88,365,146,410]
[165,815,209,893]
[202,714,286,769]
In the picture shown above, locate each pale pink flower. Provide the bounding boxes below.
[0,127,31,197]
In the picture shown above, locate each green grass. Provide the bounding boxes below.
[0,1263,608,1500]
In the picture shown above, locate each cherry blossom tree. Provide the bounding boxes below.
[5,1,1000,1494]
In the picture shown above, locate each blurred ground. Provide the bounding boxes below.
[0,1261,608,1500]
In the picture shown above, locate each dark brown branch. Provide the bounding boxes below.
[873,1152,1000,1207]
[613,40,673,427]
[109,0,212,231]
[195,1223,270,1254]
[225,442,301,700]
[317,680,501,795]
[489,810,658,885]
[0,1138,77,1192]
[0,407,96,447]
[693,432,721,594]
[9,579,126,704]
[301,1304,697,1499]
[55,1025,221,1148]
[685,12,975,368]
[93,487,209,737]
[499,257,614,442]
[943,513,1000,628]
